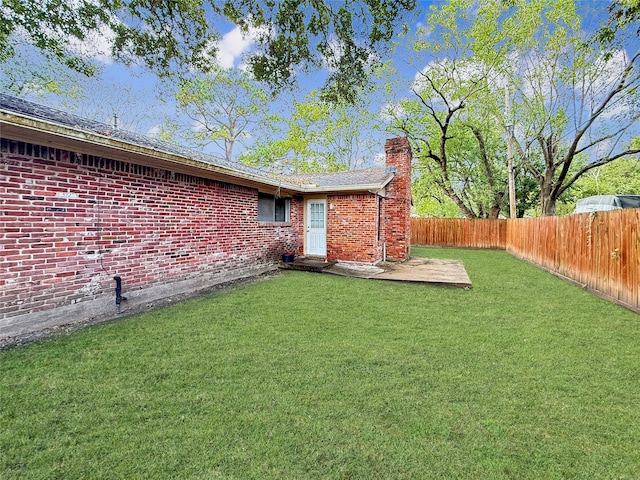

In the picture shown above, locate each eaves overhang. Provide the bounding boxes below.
[0,110,305,195]
[1,108,393,198]
[284,170,395,196]
[295,181,392,196]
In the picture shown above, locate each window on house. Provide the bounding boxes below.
[258,193,290,222]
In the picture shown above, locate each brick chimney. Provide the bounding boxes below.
[382,137,412,261]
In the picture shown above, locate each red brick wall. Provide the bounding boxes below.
[291,197,305,256]
[320,137,412,264]
[382,137,412,260]
[326,194,381,263]
[0,139,300,321]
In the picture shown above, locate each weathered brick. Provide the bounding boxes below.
[381,137,412,261]
[1,134,411,328]
[1,141,300,321]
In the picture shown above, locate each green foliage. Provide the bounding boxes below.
[240,91,381,173]
[518,42,639,213]
[498,2,640,215]
[570,156,640,198]
[0,0,103,76]
[412,174,461,217]
[2,249,640,478]
[397,0,640,217]
[427,0,579,62]
[1,0,417,104]
[169,67,270,161]
[514,173,542,217]
[594,1,640,47]
[386,54,514,218]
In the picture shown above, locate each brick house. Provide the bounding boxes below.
[0,94,412,339]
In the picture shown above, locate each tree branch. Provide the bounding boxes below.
[556,148,640,198]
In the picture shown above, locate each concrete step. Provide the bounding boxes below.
[278,258,336,273]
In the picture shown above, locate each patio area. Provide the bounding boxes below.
[279,256,472,288]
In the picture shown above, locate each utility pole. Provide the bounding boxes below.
[505,87,516,219]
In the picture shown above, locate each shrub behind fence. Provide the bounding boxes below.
[411,211,640,313]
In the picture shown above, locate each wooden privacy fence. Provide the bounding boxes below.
[411,210,640,313]
[411,218,507,249]
[507,210,640,313]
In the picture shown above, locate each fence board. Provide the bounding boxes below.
[411,211,640,313]
[411,218,507,249]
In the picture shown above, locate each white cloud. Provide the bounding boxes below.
[589,49,629,102]
[191,118,207,133]
[378,102,407,123]
[597,99,631,122]
[146,124,162,137]
[412,58,484,108]
[515,51,556,103]
[8,0,116,66]
[216,26,257,68]
[581,136,615,159]
[64,0,117,65]
[415,21,432,38]
[412,59,441,91]
[68,27,115,66]
[412,58,489,91]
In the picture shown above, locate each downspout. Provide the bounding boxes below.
[114,275,127,314]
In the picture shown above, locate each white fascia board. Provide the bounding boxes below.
[1,110,396,196]
[0,111,302,192]
[297,183,386,194]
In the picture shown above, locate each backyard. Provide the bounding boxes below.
[1,247,639,479]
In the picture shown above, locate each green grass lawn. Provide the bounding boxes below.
[2,247,639,479]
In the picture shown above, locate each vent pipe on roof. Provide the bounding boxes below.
[112,113,119,130]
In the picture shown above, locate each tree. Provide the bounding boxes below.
[0,46,83,99]
[403,0,640,216]
[1,0,417,104]
[241,92,381,173]
[595,1,640,46]
[507,34,640,215]
[163,68,270,162]
[386,56,513,218]
[61,78,165,133]
[571,156,640,198]
[0,45,166,134]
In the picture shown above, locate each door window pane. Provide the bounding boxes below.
[310,203,324,228]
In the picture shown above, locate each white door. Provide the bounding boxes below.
[306,199,327,256]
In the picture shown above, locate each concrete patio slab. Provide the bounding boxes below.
[287,257,472,288]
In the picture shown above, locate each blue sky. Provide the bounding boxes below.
[3,3,431,146]
[0,0,628,165]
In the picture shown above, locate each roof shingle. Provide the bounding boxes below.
[284,168,393,188]
[0,94,393,192]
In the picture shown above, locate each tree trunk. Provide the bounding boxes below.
[540,195,557,216]
[538,134,559,216]
[540,175,557,216]
[442,185,478,218]
[488,196,504,217]
[488,203,502,219]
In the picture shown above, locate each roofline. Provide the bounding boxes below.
[0,108,392,196]
[0,109,307,193]
[297,179,393,195]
